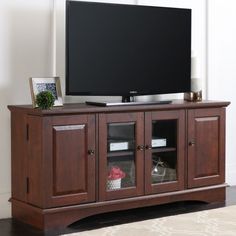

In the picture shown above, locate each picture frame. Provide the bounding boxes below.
[29,77,63,108]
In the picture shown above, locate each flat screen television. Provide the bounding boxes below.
[66,1,191,105]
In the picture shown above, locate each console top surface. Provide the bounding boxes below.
[8,99,230,116]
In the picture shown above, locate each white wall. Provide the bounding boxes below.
[0,0,53,218]
[208,0,236,185]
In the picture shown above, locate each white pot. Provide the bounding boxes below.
[107,178,122,190]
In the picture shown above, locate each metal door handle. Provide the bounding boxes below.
[145,145,152,150]
[189,141,195,146]
[137,145,145,151]
[88,150,95,155]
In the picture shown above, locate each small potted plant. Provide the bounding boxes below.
[36,90,55,109]
[107,166,126,190]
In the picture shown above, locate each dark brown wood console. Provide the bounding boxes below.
[8,100,230,230]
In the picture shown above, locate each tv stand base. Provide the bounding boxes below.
[11,184,226,230]
[86,100,172,107]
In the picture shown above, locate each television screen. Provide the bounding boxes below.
[66,1,191,97]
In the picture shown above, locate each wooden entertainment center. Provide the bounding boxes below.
[8,100,230,230]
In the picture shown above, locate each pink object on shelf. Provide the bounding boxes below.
[107,166,126,180]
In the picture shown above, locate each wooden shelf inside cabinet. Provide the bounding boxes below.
[152,147,176,153]
[107,150,134,158]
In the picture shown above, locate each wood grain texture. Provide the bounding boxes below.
[8,100,229,230]
[27,115,44,206]
[42,115,96,208]
[11,111,28,202]
[187,108,225,188]
[11,185,226,230]
[8,100,230,116]
[98,112,144,201]
[145,110,185,194]
[53,125,86,195]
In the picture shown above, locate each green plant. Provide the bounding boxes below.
[36,90,55,109]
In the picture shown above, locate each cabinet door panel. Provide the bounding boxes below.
[99,112,144,201]
[43,115,95,208]
[194,117,219,177]
[53,125,86,195]
[188,108,225,188]
[145,110,185,194]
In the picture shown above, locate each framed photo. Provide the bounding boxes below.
[29,77,63,108]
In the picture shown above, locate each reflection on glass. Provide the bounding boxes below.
[151,154,177,184]
[106,122,136,191]
[107,122,135,152]
[107,156,135,190]
[151,120,177,184]
[152,120,177,149]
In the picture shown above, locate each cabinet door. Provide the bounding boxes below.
[188,108,225,188]
[145,110,185,194]
[42,115,96,207]
[99,113,144,201]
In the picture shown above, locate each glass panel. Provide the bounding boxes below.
[151,152,177,184]
[152,120,177,149]
[107,122,135,152]
[151,120,177,184]
[107,122,136,191]
[107,156,135,190]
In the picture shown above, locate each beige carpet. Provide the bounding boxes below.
[62,205,236,236]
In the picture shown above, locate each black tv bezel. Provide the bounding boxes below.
[65,0,191,97]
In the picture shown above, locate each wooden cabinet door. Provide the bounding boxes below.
[41,115,96,208]
[145,110,185,194]
[187,108,225,188]
[98,112,144,201]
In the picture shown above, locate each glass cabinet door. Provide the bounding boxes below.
[145,110,185,194]
[99,113,144,201]
[151,119,177,184]
[107,122,136,190]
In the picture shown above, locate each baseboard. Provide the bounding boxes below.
[0,192,11,219]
